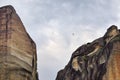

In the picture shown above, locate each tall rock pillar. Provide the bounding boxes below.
[0,5,38,80]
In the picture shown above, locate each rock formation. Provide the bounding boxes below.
[0,5,38,80]
[56,25,120,80]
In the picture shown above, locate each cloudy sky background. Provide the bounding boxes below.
[1,0,120,80]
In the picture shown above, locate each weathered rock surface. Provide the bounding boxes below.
[56,25,120,80]
[0,5,38,80]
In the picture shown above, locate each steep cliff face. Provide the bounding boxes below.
[0,5,38,80]
[56,25,120,80]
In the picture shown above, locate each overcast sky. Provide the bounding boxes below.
[1,0,120,80]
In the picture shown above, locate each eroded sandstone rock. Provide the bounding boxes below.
[56,25,120,80]
[0,5,38,80]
